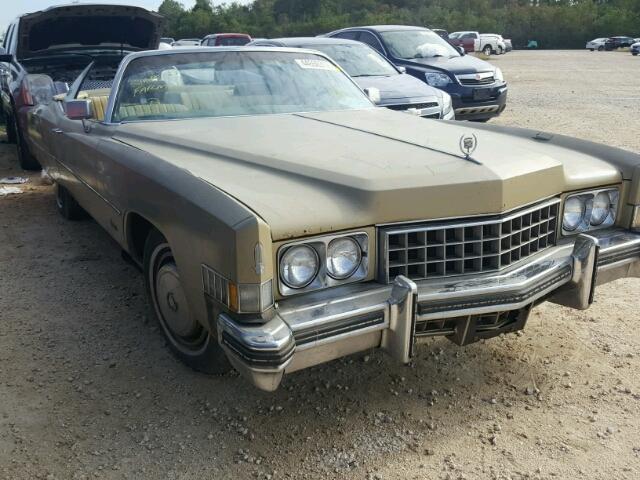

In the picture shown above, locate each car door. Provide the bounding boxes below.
[52,110,125,243]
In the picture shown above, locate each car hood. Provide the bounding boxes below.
[401,54,495,75]
[354,74,442,105]
[16,4,164,60]
[113,109,620,241]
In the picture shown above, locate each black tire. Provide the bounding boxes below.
[598,46,604,51]
[633,52,638,56]
[5,112,17,144]
[589,48,594,52]
[56,184,87,220]
[11,112,40,171]
[483,46,492,56]
[143,229,231,375]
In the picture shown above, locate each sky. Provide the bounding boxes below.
[0,0,241,34]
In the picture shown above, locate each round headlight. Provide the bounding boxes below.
[280,245,319,289]
[590,191,611,225]
[563,196,586,231]
[326,237,362,280]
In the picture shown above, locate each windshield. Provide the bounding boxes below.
[300,43,397,77]
[112,51,372,122]
[216,37,251,46]
[380,30,460,59]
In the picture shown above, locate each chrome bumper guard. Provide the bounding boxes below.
[217,229,640,391]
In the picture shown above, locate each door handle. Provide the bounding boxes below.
[51,128,64,134]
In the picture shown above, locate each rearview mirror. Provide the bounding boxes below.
[397,66,407,74]
[65,99,93,120]
[457,46,466,55]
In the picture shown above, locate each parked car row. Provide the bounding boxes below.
[1,8,509,171]
[586,36,639,51]
[324,26,507,121]
[161,34,253,48]
[2,4,640,393]
[448,31,511,55]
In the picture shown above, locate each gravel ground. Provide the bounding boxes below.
[1,50,639,480]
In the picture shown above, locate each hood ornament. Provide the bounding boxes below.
[459,133,479,162]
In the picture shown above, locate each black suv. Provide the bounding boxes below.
[0,4,162,169]
[604,36,636,51]
[325,25,507,122]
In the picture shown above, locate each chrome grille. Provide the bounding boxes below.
[380,199,560,283]
[386,102,439,111]
[456,74,496,86]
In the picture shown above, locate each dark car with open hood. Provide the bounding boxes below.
[0,4,163,169]
[325,25,508,122]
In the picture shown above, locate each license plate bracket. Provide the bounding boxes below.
[473,88,493,101]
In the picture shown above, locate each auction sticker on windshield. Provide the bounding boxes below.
[295,58,338,71]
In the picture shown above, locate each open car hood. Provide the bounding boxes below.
[17,4,164,60]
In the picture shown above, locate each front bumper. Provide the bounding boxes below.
[217,228,640,391]
[450,84,508,121]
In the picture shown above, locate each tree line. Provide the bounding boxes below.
[158,0,640,48]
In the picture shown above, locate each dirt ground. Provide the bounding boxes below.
[1,50,639,480]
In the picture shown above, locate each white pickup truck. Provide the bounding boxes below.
[449,31,506,55]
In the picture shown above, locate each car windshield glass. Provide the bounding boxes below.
[380,30,460,59]
[301,43,397,77]
[217,37,251,46]
[112,51,372,122]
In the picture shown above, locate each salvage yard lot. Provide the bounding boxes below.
[0,50,639,480]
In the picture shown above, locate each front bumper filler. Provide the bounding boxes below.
[217,229,640,391]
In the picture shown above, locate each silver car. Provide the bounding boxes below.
[586,38,607,51]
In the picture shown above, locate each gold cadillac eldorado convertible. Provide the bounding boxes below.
[25,48,640,391]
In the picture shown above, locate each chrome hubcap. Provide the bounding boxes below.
[155,262,197,339]
[56,186,64,209]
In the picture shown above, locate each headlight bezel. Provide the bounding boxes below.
[561,187,619,236]
[440,92,453,115]
[326,237,362,280]
[424,71,451,87]
[279,244,320,289]
[277,232,369,296]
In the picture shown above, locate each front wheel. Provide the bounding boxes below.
[56,184,87,220]
[483,46,492,56]
[143,230,231,375]
[598,46,604,51]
